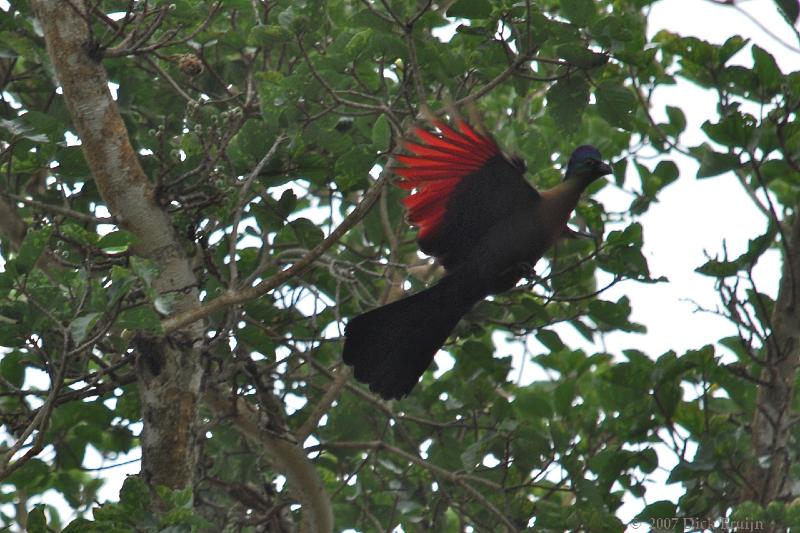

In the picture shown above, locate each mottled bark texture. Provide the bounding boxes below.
[31,1,205,493]
[30,5,334,531]
[741,210,800,520]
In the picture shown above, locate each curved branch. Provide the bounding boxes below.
[204,386,334,533]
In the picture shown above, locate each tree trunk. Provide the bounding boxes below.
[741,211,800,528]
[31,1,205,495]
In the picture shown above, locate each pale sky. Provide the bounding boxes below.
[571,0,798,528]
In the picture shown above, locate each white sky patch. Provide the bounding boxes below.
[417,1,795,527]
[64,131,80,146]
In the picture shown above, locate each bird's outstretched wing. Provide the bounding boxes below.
[394,120,540,270]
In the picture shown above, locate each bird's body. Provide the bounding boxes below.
[343,120,611,399]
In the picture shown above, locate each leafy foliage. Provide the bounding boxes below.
[0,0,798,531]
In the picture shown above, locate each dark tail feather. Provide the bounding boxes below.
[343,273,478,399]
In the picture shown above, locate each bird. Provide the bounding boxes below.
[342,118,612,400]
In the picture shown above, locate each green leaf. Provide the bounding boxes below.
[116,306,163,333]
[637,448,658,474]
[18,111,63,142]
[588,297,645,333]
[237,323,276,355]
[247,24,293,46]
[695,258,739,278]
[748,288,775,329]
[696,224,776,278]
[252,189,295,231]
[371,115,391,151]
[15,226,53,275]
[611,158,628,186]
[776,0,800,24]
[556,44,608,69]
[666,105,686,132]
[547,75,590,133]
[70,312,102,345]
[335,146,374,191]
[154,294,175,315]
[697,147,739,178]
[27,505,47,533]
[560,0,596,26]
[752,45,782,91]
[446,0,492,19]
[701,112,756,147]
[554,381,576,415]
[666,459,715,483]
[97,230,136,253]
[713,37,747,66]
[108,266,137,307]
[62,518,94,533]
[537,329,565,352]
[514,386,554,418]
[637,160,679,198]
[635,500,676,523]
[0,350,25,387]
[289,218,325,247]
[653,160,679,182]
[5,458,50,490]
[596,82,635,129]
[460,441,483,472]
[345,29,372,58]
[119,476,150,512]
[598,223,653,280]
[276,6,309,32]
[130,257,159,286]
[605,226,638,249]
[761,159,793,183]
[56,146,89,183]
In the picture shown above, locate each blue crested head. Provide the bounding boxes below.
[565,145,611,181]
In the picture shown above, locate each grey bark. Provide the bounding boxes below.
[741,211,800,527]
[31,0,205,493]
[30,5,334,531]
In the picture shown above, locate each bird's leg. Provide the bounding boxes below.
[510,261,537,280]
[525,263,540,281]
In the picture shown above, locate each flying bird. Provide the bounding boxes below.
[343,119,612,399]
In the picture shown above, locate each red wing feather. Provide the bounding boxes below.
[395,120,499,239]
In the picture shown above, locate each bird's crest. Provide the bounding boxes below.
[565,145,602,178]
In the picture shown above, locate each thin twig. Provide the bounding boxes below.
[162,165,392,333]
[316,440,518,531]
[0,338,69,480]
[141,55,195,103]
[452,53,534,108]
[295,365,353,442]
[5,193,116,224]
[229,135,287,285]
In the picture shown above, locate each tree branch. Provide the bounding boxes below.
[31,0,205,494]
[161,165,391,334]
[204,385,334,533]
[317,440,518,531]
